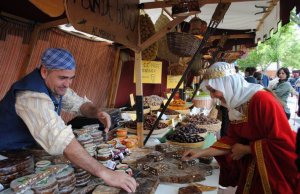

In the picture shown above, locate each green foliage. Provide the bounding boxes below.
[237,11,300,70]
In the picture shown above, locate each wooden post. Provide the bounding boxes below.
[134,52,144,147]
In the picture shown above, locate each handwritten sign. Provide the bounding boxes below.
[65,0,139,51]
[167,75,184,89]
[134,61,162,84]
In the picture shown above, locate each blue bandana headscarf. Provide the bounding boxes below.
[41,48,76,70]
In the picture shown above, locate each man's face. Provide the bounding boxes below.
[41,66,75,96]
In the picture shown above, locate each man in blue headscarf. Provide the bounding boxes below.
[0,48,137,192]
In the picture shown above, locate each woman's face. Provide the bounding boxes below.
[205,85,226,105]
[278,70,287,80]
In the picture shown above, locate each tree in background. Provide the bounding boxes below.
[237,11,300,71]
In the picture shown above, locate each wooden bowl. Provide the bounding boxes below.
[167,140,204,148]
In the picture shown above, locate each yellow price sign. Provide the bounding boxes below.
[134,61,162,84]
[167,75,183,89]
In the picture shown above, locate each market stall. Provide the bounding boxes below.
[0,0,299,193]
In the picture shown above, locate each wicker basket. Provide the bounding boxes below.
[196,121,221,133]
[191,59,210,76]
[168,63,187,75]
[167,140,204,148]
[189,16,207,36]
[167,32,201,57]
[155,12,179,63]
[140,13,158,60]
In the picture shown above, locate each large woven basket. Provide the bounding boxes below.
[196,121,221,133]
[155,12,179,63]
[167,32,201,57]
[168,63,187,75]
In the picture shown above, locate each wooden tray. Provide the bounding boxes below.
[137,156,207,184]
[126,126,170,135]
[167,140,204,148]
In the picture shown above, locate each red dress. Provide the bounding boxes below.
[212,91,300,194]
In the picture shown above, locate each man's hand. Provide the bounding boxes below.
[100,168,137,193]
[97,111,111,132]
[181,149,201,161]
[64,139,137,192]
[231,143,251,160]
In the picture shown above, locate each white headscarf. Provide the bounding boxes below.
[201,62,263,121]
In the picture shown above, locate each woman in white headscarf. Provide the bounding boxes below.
[182,62,299,194]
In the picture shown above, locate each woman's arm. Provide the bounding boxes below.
[182,147,230,161]
[273,82,291,98]
[231,143,251,160]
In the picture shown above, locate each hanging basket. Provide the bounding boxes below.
[191,59,210,76]
[155,12,179,63]
[168,63,187,76]
[140,13,158,60]
[189,16,207,36]
[167,32,201,57]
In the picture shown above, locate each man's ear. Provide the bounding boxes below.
[40,65,48,79]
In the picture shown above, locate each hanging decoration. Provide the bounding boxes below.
[172,0,200,17]
[140,12,158,60]
[189,16,207,37]
[154,11,179,63]
[166,31,201,57]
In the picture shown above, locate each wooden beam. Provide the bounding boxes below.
[209,33,255,41]
[140,15,189,50]
[256,0,279,31]
[0,12,34,24]
[162,8,173,18]
[39,18,69,30]
[141,0,264,9]
[134,52,144,147]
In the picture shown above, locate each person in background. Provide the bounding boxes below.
[244,67,257,84]
[295,73,300,93]
[261,72,269,87]
[254,71,269,88]
[289,72,299,89]
[253,71,263,86]
[272,67,293,119]
[182,62,300,194]
[0,48,137,192]
[218,65,240,137]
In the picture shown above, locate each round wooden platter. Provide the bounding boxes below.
[167,140,204,148]
[126,126,170,135]
[168,102,193,110]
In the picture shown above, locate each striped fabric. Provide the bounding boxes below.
[15,88,90,155]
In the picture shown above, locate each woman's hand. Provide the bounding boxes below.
[181,149,202,161]
[231,143,251,160]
